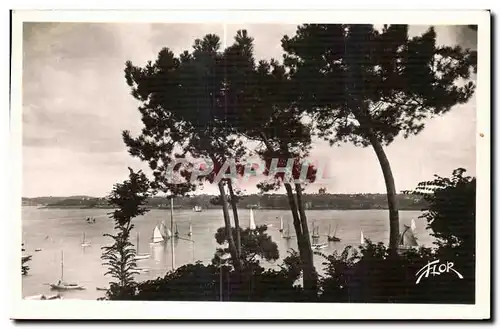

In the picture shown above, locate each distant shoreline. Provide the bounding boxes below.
[22,193,427,212]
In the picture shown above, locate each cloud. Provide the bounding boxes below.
[22,23,145,155]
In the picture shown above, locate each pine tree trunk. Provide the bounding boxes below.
[344,37,400,251]
[227,179,241,258]
[218,181,242,271]
[294,183,317,295]
[367,134,400,250]
[258,131,317,295]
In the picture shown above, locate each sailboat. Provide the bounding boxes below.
[398,222,419,252]
[279,217,284,233]
[327,223,341,242]
[360,231,365,245]
[311,222,327,250]
[164,223,173,240]
[153,215,172,241]
[134,232,150,261]
[80,232,91,247]
[283,222,292,240]
[174,223,179,238]
[312,242,328,250]
[151,223,165,244]
[249,208,256,230]
[193,206,202,212]
[311,222,320,239]
[187,223,193,237]
[49,250,85,291]
[411,219,417,231]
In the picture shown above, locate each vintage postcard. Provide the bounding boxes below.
[10,9,490,320]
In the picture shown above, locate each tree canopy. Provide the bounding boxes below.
[281,24,477,146]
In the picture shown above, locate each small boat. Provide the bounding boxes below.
[22,254,32,262]
[360,231,365,245]
[411,218,417,231]
[49,251,85,291]
[187,223,193,237]
[279,216,284,233]
[24,294,47,300]
[327,223,341,242]
[135,252,150,261]
[193,206,202,212]
[50,281,85,291]
[24,293,62,300]
[283,222,292,240]
[80,232,91,247]
[312,243,328,250]
[249,208,256,230]
[96,287,107,291]
[134,232,150,261]
[85,217,96,224]
[35,248,42,252]
[137,267,150,273]
[311,222,320,239]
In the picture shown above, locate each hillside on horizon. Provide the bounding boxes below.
[22,192,427,211]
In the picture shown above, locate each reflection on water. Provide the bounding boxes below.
[21,207,433,300]
[151,243,165,264]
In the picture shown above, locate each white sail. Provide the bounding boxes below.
[152,225,164,243]
[280,217,283,230]
[158,222,172,240]
[188,223,193,235]
[249,208,256,230]
[360,231,364,245]
[411,219,417,231]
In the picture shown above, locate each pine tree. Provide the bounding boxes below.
[101,168,151,300]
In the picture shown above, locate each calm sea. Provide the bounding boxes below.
[21,207,433,300]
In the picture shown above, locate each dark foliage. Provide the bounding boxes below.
[100,168,151,300]
[404,168,475,250]
[22,243,30,276]
[132,252,304,302]
[317,240,472,304]
[212,225,279,267]
[123,33,247,195]
[403,168,476,302]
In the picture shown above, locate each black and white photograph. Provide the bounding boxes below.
[10,9,490,320]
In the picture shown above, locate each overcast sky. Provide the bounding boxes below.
[22,23,477,197]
